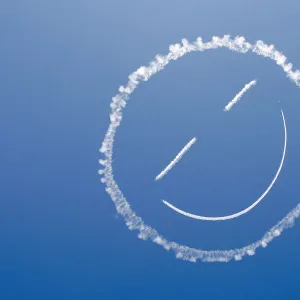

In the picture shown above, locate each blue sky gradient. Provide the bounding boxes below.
[1,1,300,299]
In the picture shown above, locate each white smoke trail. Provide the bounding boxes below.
[162,109,287,221]
[224,80,257,111]
[99,35,300,263]
[155,137,196,181]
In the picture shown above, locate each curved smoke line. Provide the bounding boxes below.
[224,80,257,111]
[162,110,287,221]
[155,137,197,181]
[99,35,300,263]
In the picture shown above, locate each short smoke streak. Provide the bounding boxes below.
[224,80,257,111]
[155,137,196,181]
[99,35,300,263]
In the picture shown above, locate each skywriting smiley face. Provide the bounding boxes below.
[99,35,300,263]
[154,82,287,221]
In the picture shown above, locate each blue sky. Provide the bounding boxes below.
[1,0,300,299]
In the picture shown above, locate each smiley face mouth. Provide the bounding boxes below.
[155,81,287,221]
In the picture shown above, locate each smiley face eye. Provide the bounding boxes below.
[224,79,257,111]
[155,137,197,181]
[156,81,288,221]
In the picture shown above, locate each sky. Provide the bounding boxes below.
[1,0,300,299]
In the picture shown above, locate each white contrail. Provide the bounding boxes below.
[162,109,287,221]
[99,35,300,263]
[224,80,257,111]
[155,137,196,181]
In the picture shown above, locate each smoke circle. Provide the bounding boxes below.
[99,35,300,263]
